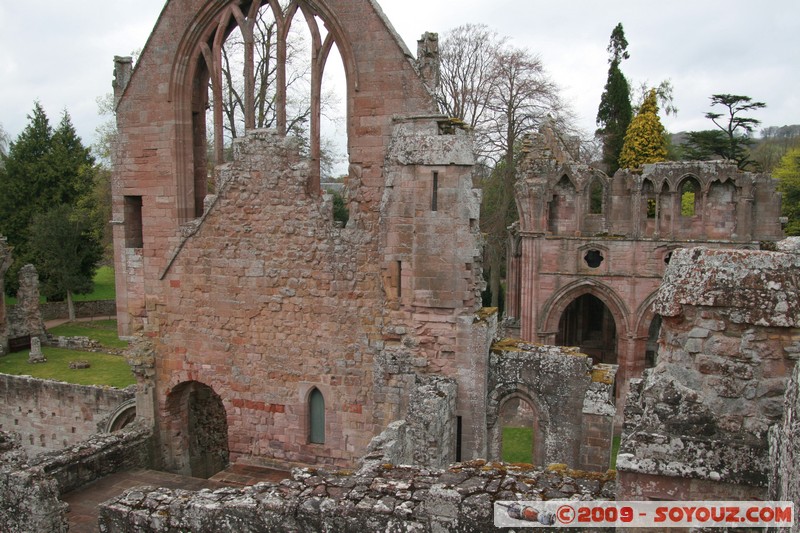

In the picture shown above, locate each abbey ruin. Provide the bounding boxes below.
[0,0,798,531]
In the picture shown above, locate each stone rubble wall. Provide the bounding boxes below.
[0,431,67,533]
[0,424,152,532]
[769,360,800,532]
[29,422,152,495]
[618,247,800,500]
[0,374,134,455]
[98,461,615,533]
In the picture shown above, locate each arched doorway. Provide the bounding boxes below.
[164,381,230,479]
[556,294,617,365]
[499,396,538,464]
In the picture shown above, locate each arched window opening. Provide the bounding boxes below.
[642,179,656,219]
[548,175,577,234]
[309,388,325,444]
[499,397,537,464]
[680,178,700,217]
[556,294,617,365]
[196,0,348,204]
[589,179,604,214]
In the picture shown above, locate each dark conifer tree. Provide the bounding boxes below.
[596,23,633,175]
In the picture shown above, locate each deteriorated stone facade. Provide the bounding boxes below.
[506,127,784,404]
[113,0,491,473]
[617,247,800,500]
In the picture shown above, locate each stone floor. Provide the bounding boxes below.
[62,464,290,532]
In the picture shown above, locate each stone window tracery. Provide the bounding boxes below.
[179,0,350,221]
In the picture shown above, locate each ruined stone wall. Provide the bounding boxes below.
[487,341,616,471]
[0,375,134,455]
[769,356,800,532]
[114,0,490,472]
[5,264,45,341]
[98,461,615,533]
[0,424,152,532]
[0,432,67,533]
[509,131,784,406]
[617,247,800,500]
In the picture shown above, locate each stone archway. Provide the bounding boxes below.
[556,294,617,365]
[164,381,229,479]
[498,394,540,464]
[487,385,549,466]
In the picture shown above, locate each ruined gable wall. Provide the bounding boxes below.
[617,247,800,500]
[113,0,439,333]
[154,131,385,468]
[116,0,490,470]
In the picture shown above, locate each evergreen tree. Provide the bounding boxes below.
[775,147,800,236]
[0,103,99,296]
[684,94,766,169]
[0,102,54,256]
[619,89,668,170]
[596,23,633,175]
[27,205,103,319]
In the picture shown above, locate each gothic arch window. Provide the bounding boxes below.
[588,179,604,214]
[642,179,656,219]
[679,177,701,217]
[308,387,325,444]
[177,0,351,221]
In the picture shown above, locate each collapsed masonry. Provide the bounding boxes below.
[618,246,800,502]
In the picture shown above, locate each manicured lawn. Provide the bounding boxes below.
[502,426,533,463]
[49,319,128,350]
[0,347,135,389]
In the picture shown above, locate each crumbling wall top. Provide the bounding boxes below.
[654,247,800,327]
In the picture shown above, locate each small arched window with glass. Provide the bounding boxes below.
[308,388,325,444]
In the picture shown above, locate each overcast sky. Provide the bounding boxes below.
[1,0,798,151]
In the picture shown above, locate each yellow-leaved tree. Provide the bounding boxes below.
[619,89,668,170]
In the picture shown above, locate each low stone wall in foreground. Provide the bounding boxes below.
[99,460,615,532]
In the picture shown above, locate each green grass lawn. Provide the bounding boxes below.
[0,347,135,389]
[4,265,115,306]
[49,319,128,350]
[610,434,621,470]
[502,426,533,463]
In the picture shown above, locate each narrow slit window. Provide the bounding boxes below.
[431,171,439,211]
[309,388,325,444]
[396,261,403,298]
[124,196,144,248]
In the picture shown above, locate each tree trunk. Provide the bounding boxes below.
[67,290,75,321]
